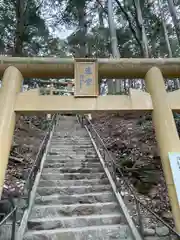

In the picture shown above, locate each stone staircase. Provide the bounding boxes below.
[22,116,138,240]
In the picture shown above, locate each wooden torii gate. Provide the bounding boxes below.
[0,57,180,233]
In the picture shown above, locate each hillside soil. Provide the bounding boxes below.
[2,115,49,198]
[91,112,175,229]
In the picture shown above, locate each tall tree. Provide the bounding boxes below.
[0,0,54,56]
[107,0,122,93]
[14,0,25,56]
[167,0,180,45]
[158,0,172,57]
[132,0,149,57]
[107,0,120,58]
[157,0,180,89]
[60,0,88,57]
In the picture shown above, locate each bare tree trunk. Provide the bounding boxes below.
[107,0,121,93]
[107,0,120,58]
[133,0,149,58]
[158,0,172,57]
[158,0,179,89]
[14,0,25,56]
[114,0,144,56]
[98,0,104,28]
[167,0,180,46]
[78,4,87,57]
[133,0,149,89]
[97,1,113,93]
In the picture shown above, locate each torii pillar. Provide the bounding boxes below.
[0,66,23,199]
[145,67,180,233]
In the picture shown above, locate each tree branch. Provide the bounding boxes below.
[96,0,141,50]
[96,0,108,14]
[113,0,143,52]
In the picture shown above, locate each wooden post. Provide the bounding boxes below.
[0,66,23,199]
[145,67,180,233]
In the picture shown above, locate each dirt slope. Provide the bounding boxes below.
[92,113,175,225]
[2,115,48,198]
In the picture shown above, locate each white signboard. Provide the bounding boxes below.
[168,152,180,205]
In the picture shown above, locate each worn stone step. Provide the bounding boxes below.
[51,139,91,142]
[51,137,90,139]
[40,172,106,180]
[29,202,120,219]
[50,142,92,145]
[42,167,104,174]
[49,145,93,148]
[49,144,93,147]
[48,148,95,152]
[45,157,99,162]
[35,191,116,205]
[38,178,109,187]
[48,150,96,155]
[50,144,92,147]
[48,148,94,152]
[52,134,89,136]
[24,224,133,240]
[43,161,101,168]
[48,149,95,154]
[52,138,90,140]
[47,153,97,158]
[27,213,123,231]
[36,184,111,196]
[52,134,91,136]
[48,153,96,158]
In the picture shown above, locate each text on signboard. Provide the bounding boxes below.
[80,66,93,89]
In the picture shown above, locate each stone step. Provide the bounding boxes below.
[48,153,96,157]
[47,153,97,158]
[52,138,90,140]
[48,149,95,153]
[51,140,91,142]
[53,133,86,136]
[38,178,109,187]
[45,157,99,162]
[29,202,120,219]
[24,224,133,240]
[49,144,93,147]
[50,143,93,146]
[50,142,92,144]
[49,149,94,152]
[51,139,91,141]
[48,150,96,154]
[51,138,91,141]
[47,155,97,159]
[36,184,111,196]
[48,148,94,151]
[50,143,92,146]
[40,172,106,180]
[35,191,116,205]
[27,213,123,231]
[43,161,101,168]
[51,136,90,138]
[42,167,104,174]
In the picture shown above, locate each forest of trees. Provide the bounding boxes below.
[0,0,180,92]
